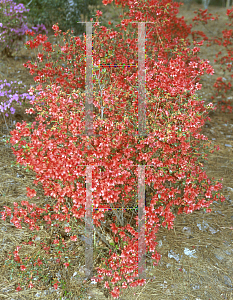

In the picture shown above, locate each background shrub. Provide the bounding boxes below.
[13,0,103,37]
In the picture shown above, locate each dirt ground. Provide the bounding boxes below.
[0,1,232,300]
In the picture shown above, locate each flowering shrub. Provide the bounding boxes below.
[1,0,227,298]
[0,79,38,118]
[13,0,99,37]
[0,0,47,56]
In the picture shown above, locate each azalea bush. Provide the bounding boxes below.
[1,0,227,298]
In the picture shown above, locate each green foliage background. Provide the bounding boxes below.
[13,0,103,37]
[10,0,227,39]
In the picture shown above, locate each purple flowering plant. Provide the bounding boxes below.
[0,0,47,130]
[0,0,48,56]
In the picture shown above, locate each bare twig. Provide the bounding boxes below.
[93,225,117,253]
